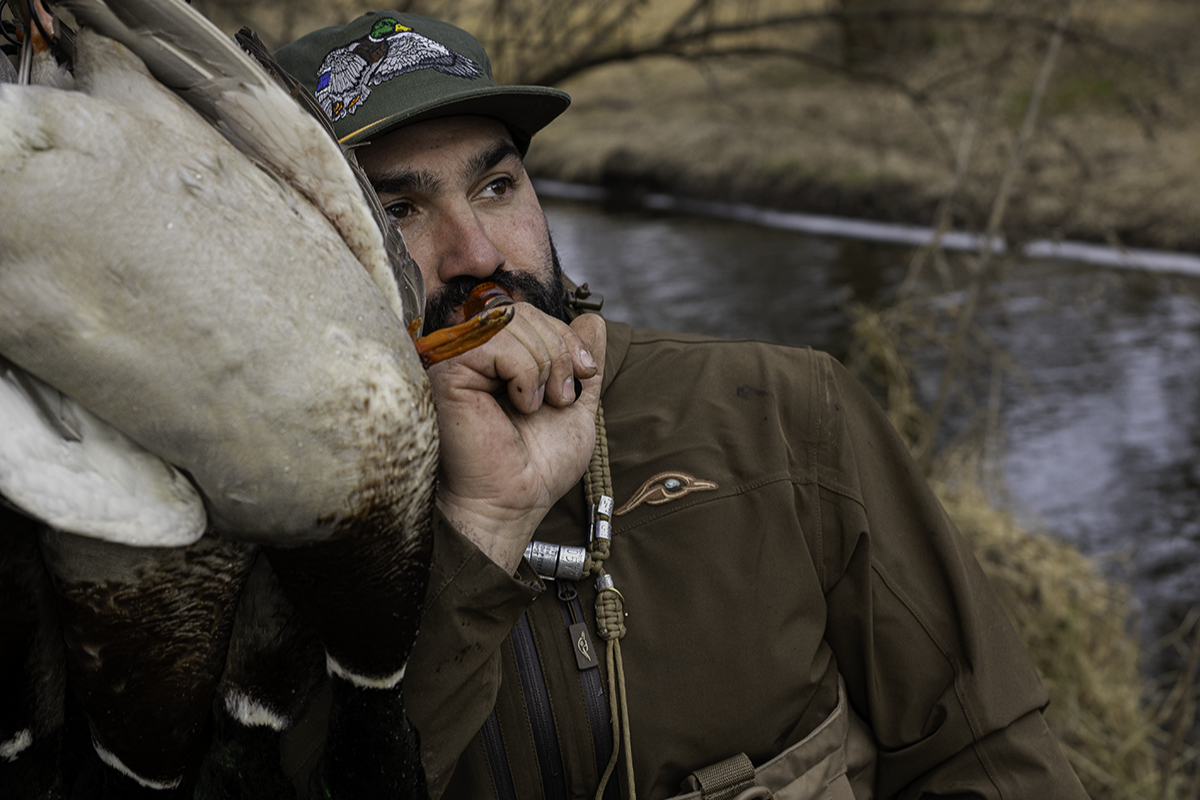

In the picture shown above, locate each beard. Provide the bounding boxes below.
[421,234,568,333]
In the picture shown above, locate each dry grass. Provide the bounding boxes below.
[520,0,1200,252]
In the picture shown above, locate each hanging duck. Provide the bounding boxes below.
[0,0,511,795]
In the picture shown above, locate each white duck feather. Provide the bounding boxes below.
[0,362,205,545]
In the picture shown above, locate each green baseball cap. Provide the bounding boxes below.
[274,10,570,153]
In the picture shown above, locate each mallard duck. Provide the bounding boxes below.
[0,0,506,795]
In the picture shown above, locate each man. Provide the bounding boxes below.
[276,12,1088,799]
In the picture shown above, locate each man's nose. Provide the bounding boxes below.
[429,206,504,286]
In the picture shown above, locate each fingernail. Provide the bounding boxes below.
[580,349,596,370]
[563,378,575,403]
[534,384,545,410]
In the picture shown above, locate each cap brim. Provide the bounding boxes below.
[338,84,570,151]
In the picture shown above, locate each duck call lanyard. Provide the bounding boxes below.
[519,402,634,799]
[580,401,635,800]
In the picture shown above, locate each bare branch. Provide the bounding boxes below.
[508,6,1165,88]
[920,0,1078,468]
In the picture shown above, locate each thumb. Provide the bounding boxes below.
[570,313,607,394]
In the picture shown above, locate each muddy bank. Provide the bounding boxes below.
[525,56,1200,254]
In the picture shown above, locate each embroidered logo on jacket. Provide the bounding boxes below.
[315,18,482,122]
[614,471,719,516]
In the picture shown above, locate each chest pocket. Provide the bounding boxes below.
[667,678,876,800]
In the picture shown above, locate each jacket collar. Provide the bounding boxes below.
[601,320,631,396]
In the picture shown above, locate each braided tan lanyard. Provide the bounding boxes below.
[581,401,635,800]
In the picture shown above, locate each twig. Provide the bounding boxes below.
[918,0,1079,469]
[664,0,718,40]
[898,92,982,294]
[577,0,649,65]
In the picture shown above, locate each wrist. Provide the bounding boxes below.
[436,494,546,574]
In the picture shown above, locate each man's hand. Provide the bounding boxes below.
[427,305,606,573]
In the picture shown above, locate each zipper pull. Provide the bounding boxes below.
[559,581,599,671]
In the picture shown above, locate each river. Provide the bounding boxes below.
[541,191,1200,662]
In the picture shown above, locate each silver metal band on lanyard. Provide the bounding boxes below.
[592,494,613,541]
[523,494,613,579]
[523,540,587,581]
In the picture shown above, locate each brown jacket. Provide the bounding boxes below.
[404,321,1086,799]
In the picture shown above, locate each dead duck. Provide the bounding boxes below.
[0,0,508,795]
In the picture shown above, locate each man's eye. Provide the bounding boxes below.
[383,201,415,222]
[482,178,512,197]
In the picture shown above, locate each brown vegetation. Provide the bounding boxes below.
[847,288,1193,796]
[520,0,1200,253]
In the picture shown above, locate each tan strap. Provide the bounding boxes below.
[669,678,867,800]
[686,753,765,800]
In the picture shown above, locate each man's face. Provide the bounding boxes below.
[356,116,565,331]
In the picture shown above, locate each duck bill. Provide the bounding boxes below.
[413,304,515,368]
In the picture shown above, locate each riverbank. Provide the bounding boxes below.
[524,10,1200,254]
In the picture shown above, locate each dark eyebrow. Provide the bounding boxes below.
[367,138,522,199]
[370,168,442,198]
[462,139,523,184]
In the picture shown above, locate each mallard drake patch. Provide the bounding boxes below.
[316,18,482,122]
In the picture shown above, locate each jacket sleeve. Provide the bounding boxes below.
[403,510,543,798]
[810,354,1087,798]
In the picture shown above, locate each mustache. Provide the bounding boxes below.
[422,270,546,333]
[422,241,567,332]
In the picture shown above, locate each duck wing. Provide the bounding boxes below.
[0,362,205,546]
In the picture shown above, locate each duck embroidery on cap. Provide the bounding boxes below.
[614,471,719,515]
[316,17,482,122]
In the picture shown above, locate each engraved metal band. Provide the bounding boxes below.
[594,519,612,541]
[558,544,587,580]
[597,495,614,518]
[595,573,615,592]
[523,541,587,581]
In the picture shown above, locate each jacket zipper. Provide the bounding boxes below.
[557,581,620,800]
[483,593,621,799]
[511,613,568,800]
[481,709,518,800]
